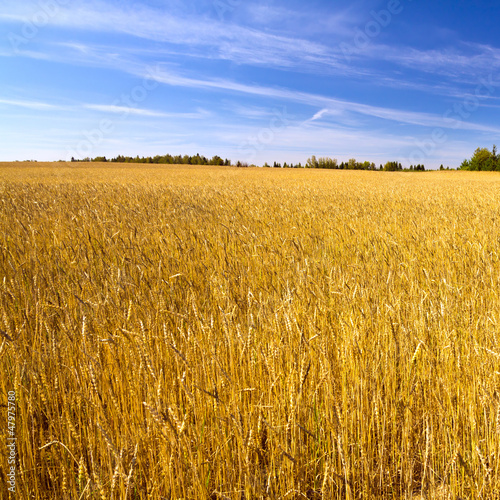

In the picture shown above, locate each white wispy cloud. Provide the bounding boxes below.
[83,104,207,118]
[0,0,350,72]
[223,103,284,119]
[0,98,62,110]
[363,41,500,80]
[308,109,340,122]
[138,66,500,134]
[209,116,472,166]
[0,97,208,120]
[83,104,168,117]
[5,0,500,91]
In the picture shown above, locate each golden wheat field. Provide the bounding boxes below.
[2,162,500,499]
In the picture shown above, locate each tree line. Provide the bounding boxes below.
[460,146,500,171]
[71,153,231,166]
[70,153,426,171]
[301,156,425,171]
[245,157,425,170]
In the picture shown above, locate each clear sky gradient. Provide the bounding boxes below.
[1,0,500,168]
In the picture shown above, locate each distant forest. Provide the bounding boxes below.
[460,146,500,171]
[73,153,231,166]
[301,156,426,171]
[71,154,427,171]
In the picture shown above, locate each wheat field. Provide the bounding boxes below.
[1,163,500,499]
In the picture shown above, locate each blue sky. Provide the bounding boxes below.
[1,0,500,168]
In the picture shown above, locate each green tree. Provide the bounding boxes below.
[472,148,492,170]
[306,156,319,168]
[211,155,224,166]
[461,146,499,171]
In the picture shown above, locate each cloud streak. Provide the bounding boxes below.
[0,0,347,72]
[0,98,62,110]
[3,0,500,92]
[83,104,208,119]
[139,66,500,135]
